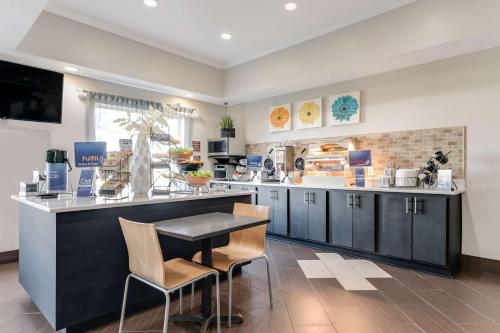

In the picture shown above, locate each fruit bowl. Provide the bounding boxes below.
[186,175,212,188]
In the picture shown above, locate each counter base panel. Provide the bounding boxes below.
[19,195,251,332]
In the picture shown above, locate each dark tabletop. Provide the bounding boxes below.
[154,212,269,241]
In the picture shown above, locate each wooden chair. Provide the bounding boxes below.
[118,217,221,333]
[192,203,272,327]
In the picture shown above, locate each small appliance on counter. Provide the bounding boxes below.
[207,137,245,157]
[213,164,236,180]
[395,168,419,187]
[274,145,294,183]
[46,149,72,194]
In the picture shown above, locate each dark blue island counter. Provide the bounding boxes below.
[11,190,254,332]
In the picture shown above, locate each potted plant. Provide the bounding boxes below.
[169,147,193,161]
[219,115,235,138]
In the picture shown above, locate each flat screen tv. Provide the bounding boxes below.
[0,60,63,123]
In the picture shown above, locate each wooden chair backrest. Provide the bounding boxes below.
[118,217,164,286]
[230,203,270,254]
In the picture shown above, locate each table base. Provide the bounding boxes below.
[171,313,244,332]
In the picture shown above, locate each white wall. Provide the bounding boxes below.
[229,46,500,261]
[0,74,225,252]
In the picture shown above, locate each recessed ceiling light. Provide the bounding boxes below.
[64,66,78,72]
[185,93,194,98]
[220,33,232,40]
[144,0,158,7]
[284,2,297,11]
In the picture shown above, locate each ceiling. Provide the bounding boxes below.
[45,0,415,69]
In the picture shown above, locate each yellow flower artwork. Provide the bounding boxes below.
[296,98,322,129]
[269,104,291,132]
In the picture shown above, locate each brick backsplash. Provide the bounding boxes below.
[245,126,465,179]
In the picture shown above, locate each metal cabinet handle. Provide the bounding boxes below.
[405,197,409,214]
[353,194,357,209]
[347,193,353,207]
[304,191,309,203]
[414,197,417,214]
[274,190,278,201]
[310,192,315,204]
[269,190,274,200]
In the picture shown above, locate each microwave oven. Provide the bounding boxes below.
[207,137,245,157]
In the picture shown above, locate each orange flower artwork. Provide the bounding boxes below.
[269,104,291,132]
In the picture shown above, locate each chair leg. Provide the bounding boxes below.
[162,291,170,333]
[215,274,221,333]
[263,255,273,308]
[118,274,132,333]
[179,288,183,315]
[228,265,234,328]
[190,282,195,310]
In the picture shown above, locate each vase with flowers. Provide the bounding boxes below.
[114,106,172,195]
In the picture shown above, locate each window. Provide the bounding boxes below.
[94,103,186,151]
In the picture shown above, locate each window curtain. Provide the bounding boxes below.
[81,91,200,141]
[168,103,197,147]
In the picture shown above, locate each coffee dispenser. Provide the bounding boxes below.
[46,149,72,193]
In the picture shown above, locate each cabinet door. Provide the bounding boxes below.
[412,196,447,266]
[273,188,289,235]
[231,185,257,204]
[308,190,327,243]
[352,193,375,252]
[257,187,274,233]
[329,191,353,248]
[378,194,412,259]
[289,188,309,239]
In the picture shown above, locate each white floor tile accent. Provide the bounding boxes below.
[297,260,335,278]
[296,252,392,291]
[330,266,377,291]
[347,259,392,278]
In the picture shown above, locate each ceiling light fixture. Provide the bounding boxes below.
[185,93,194,98]
[284,2,297,11]
[64,66,78,72]
[144,0,158,7]
[220,33,232,40]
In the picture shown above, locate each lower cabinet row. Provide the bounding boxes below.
[230,185,461,271]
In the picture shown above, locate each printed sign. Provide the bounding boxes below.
[192,140,201,152]
[77,169,95,197]
[349,150,372,167]
[247,155,263,170]
[74,142,107,167]
[119,139,133,151]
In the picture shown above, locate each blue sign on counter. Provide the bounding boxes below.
[47,163,68,191]
[74,142,107,167]
[349,150,372,167]
[247,155,263,170]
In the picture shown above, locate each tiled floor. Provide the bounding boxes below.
[2,240,500,332]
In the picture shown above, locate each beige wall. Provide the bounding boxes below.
[18,12,225,99]
[224,0,500,103]
[0,74,225,252]
[229,46,500,261]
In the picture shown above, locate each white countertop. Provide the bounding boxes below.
[11,190,255,214]
[211,180,465,196]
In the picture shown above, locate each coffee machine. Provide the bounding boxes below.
[274,146,294,183]
[46,149,72,193]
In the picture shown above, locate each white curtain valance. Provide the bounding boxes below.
[82,91,164,112]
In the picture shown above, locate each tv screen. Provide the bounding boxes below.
[0,60,63,123]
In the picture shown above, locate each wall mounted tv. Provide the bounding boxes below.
[0,60,63,124]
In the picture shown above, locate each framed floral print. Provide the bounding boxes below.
[328,91,361,126]
[296,98,322,130]
[269,104,291,132]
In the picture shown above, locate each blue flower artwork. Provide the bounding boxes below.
[328,91,361,125]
